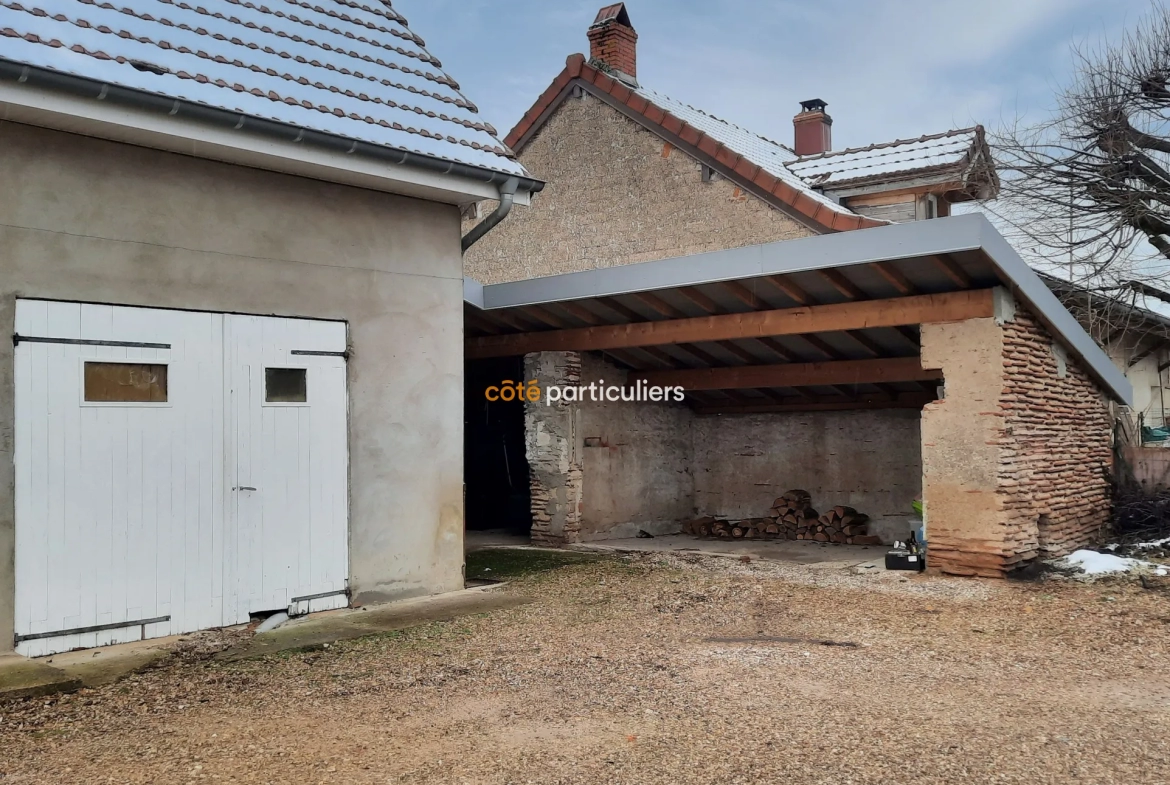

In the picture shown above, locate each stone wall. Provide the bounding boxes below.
[576,354,694,539]
[463,91,814,284]
[691,409,922,540]
[524,352,583,544]
[525,352,922,544]
[920,290,1113,577]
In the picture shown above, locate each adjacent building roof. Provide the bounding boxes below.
[465,213,1132,405]
[788,128,996,197]
[0,0,529,178]
[631,85,850,220]
[505,55,993,232]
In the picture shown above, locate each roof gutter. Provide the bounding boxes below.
[461,176,518,252]
[0,59,545,196]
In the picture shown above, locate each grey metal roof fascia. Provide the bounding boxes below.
[463,277,485,309]
[477,214,987,310]
[973,214,1133,404]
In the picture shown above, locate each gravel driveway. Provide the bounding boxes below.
[2,550,1168,784]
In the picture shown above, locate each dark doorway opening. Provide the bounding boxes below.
[465,357,531,534]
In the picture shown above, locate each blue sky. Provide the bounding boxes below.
[397,0,1147,151]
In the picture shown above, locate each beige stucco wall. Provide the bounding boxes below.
[0,121,467,651]
[463,91,815,284]
[920,316,1007,576]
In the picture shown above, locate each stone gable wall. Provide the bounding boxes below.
[463,92,815,284]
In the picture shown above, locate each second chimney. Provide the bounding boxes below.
[588,3,637,80]
[794,99,832,156]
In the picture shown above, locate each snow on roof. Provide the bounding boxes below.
[632,85,860,220]
[787,128,981,188]
[0,0,528,177]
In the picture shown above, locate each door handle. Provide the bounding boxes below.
[234,486,257,491]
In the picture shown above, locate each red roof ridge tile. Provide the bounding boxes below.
[502,56,883,233]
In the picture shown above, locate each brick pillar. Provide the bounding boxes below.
[920,287,1112,577]
[524,351,582,545]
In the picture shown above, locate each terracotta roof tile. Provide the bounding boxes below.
[0,0,528,176]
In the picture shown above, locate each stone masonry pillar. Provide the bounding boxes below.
[524,351,582,545]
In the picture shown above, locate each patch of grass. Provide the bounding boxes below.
[465,547,602,580]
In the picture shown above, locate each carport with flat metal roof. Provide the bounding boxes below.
[464,214,1129,577]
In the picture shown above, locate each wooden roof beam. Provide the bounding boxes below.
[691,392,934,415]
[762,275,812,305]
[466,290,994,358]
[628,357,941,391]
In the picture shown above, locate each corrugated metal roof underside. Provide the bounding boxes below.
[0,0,528,176]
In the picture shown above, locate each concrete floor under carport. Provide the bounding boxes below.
[462,215,1130,578]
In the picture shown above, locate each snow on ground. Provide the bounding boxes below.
[1060,549,1169,576]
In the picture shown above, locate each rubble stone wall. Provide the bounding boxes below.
[463,92,814,284]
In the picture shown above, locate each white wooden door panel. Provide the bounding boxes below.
[14,301,348,656]
[225,315,348,620]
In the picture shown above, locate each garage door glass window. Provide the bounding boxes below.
[265,367,307,403]
[84,362,168,402]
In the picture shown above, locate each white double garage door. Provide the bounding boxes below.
[14,300,349,656]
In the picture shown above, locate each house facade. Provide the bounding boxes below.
[464,4,997,284]
[0,1,541,655]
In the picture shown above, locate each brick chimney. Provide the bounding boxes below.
[588,3,637,81]
[794,99,832,156]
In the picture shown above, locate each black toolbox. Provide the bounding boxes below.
[885,550,925,572]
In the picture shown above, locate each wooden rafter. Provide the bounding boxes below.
[932,254,972,288]
[628,358,941,391]
[819,269,867,300]
[677,286,722,313]
[466,290,995,359]
[870,262,917,295]
[691,392,934,415]
[465,310,503,336]
[721,280,768,309]
[559,301,606,326]
[520,305,570,329]
[762,275,812,305]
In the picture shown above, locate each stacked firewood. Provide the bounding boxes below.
[795,506,881,545]
[679,489,882,545]
[769,489,819,535]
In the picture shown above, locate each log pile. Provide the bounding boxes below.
[679,489,883,545]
